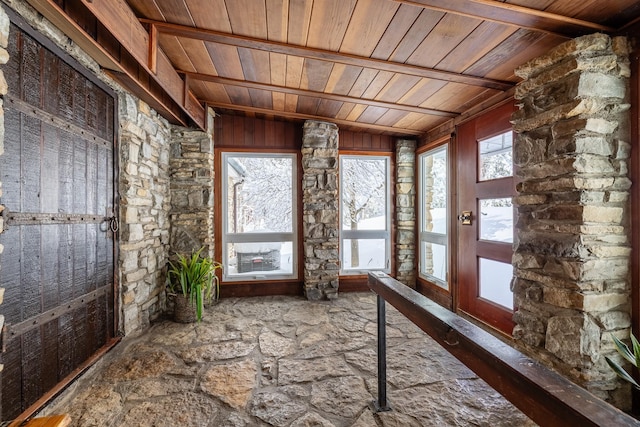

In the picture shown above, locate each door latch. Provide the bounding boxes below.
[458,211,472,225]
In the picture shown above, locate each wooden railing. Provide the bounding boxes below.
[367,271,640,427]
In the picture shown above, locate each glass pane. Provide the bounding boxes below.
[421,147,447,235]
[479,131,513,181]
[226,155,293,233]
[341,157,387,231]
[342,239,386,270]
[421,241,447,286]
[227,242,293,276]
[479,198,513,243]
[479,258,513,309]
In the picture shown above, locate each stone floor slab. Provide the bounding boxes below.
[42,293,537,426]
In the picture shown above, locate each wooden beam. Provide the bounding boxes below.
[80,0,205,129]
[206,101,424,136]
[140,19,514,92]
[149,23,158,74]
[394,0,614,38]
[181,71,458,118]
[27,0,205,129]
[368,272,640,427]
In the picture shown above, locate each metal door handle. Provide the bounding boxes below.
[458,211,472,225]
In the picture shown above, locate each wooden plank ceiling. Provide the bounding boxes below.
[43,0,640,137]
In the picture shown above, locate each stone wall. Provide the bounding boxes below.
[119,94,172,335]
[168,126,214,259]
[302,120,339,300]
[395,139,416,287]
[511,33,632,407]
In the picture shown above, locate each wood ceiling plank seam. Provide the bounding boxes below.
[265,0,290,42]
[369,4,423,61]
[405,13,483,69]
[184,0,232,32]
[338,0,400,57]
[181,71,457,117]
[225,0,268,39]
[434,21,518,74]
[154,0,195,26]
[286,0,313,46]
[392,0,614,37]
[141,19,514,91]
[306,0,357,52]
[386,9,445,64]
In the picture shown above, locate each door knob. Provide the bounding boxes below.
[458,211,472,225]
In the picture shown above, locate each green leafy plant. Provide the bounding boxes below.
[167,248,222,321]
[605,333,640,389]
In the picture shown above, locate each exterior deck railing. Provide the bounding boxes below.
[368,271,640,427]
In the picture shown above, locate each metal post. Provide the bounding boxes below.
[373,293,392,412]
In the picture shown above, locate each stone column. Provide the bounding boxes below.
[395,139,416,287]
[511,34,631,407]
[168,125,215,260]
[302,120,339,300]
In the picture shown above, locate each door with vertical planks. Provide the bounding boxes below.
[0,19,117,420]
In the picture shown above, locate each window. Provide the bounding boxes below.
[222,152,297,281]
[418,145,448,288]
[339,155,391,274]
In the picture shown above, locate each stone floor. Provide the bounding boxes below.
[42,292,537,427]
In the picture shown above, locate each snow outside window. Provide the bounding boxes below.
[339,155,391,275]
[418,145,448,289]
[222,152,297,281]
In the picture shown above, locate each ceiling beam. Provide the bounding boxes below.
[394,0,614,38]
[25,0,196,127]
[206,101,424,136]
[141,20,513,92]
[181,71,458,118]
[32,0,207,129]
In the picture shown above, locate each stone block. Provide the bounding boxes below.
[0,7,9,48]
[582,205,623,223]
[546,314,601,365]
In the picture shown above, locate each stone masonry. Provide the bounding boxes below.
[119,94,172,335]
[302,120,339,300]
[511,33,632,408]
[395,139,416,287]
[168,125,215,259]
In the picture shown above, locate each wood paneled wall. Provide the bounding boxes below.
[214,115,397,152]
[339,130,394,152]
[214,115,302,149]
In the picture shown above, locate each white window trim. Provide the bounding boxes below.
[221,152,298,281]
[418,145,449,289]
[339,154,391,275]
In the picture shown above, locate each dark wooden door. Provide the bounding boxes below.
[0,21,117,420]
[457,102,516,335]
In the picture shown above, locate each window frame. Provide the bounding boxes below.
[220,151,298,282]
[417,143,450,289]
[338,153,392,276]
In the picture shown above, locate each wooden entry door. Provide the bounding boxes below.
[457,102,516,334]
[0,21,117,420]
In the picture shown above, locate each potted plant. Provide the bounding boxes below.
[167,248,222,322]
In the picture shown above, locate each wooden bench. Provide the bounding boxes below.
[7,415,71,427]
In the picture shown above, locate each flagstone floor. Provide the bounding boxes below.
[42,292,536,427]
